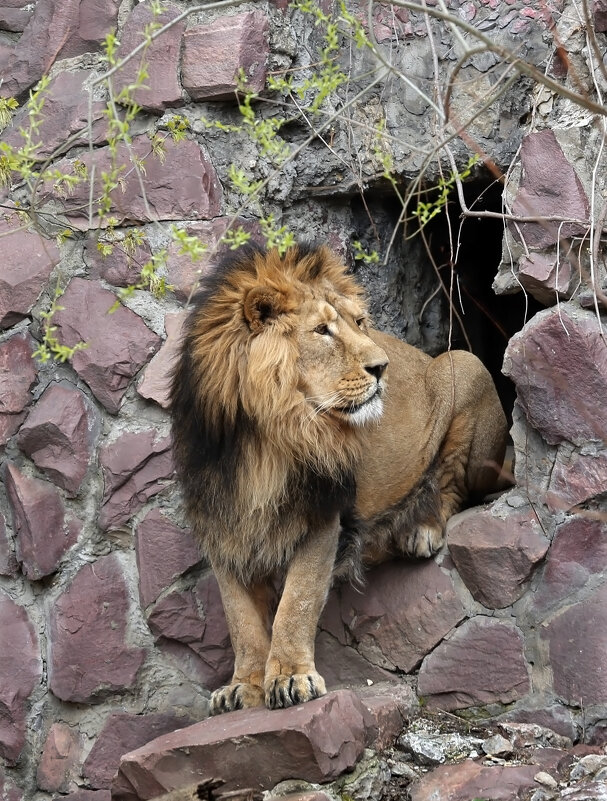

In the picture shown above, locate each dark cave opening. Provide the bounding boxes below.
[349,176,543,427]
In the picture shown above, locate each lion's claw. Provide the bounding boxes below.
[405,523,445,558]
[210,682,265,715]
[265,671,326,709]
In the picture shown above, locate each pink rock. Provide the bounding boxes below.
[512,130,589,248]
[147,573,233,691]
[595,0,607,31]
[0,0,78,97]
[409,758,548,801]
[3,71,108,158]
[447,506,549,608]
[5,463,80,580]
[356,687,409,750]
[0,0,32,31]
[59,792,111,801]
[545,449,607,510]
[164,218,262,302]
[113,690,369,798]
[0,333,37,446]
[417,617,530,710]
[329,560,465,672]
[48,553,146,702]
[0,594,41,764]
[36,723,81,792]
[113,3,185,112]
[137,313,186,408]
[83,713,192,789]
[315,631,396,689]
[542,583,607,705]
[57,0,120,59]
[17,382,99,495]
[99,431,174,531]
[135,508,200,608]
[517,252,572,305]
[84,232,153,288]
[52,278,161,414]
[45,137,221,228]
[182,12,269,100]
[0,214,59,328]
[532,517,607,612]
[503,306,607,446]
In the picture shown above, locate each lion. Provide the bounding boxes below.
[170,243,507,715]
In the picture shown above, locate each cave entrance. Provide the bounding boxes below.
[350,174,542,425]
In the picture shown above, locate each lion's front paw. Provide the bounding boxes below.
[265,671,326,710]
[210,682,265,715]
[405,523,445,558]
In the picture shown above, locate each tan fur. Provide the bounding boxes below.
[170,244,508,714]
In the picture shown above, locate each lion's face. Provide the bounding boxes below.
[294,294,388,426]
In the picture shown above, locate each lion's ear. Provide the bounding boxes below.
[243,286,287,333]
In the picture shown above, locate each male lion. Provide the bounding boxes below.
[170,244,507,714]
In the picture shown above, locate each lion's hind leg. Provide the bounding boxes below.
[429,350,508,523]
[209,569,272,715]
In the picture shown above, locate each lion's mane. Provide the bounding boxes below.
[169,244,365,581]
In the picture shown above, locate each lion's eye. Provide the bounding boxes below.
[356,318,366,328]
[314,323,331,336]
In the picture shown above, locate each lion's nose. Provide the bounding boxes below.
[365,359,388,381]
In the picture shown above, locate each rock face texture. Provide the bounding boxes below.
[0,1,605,800]
[113,690,372,798]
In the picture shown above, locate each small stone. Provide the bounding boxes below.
[113,3,185,112]
[542,583,607,706]
[48,553,146,703]
[182,12,269,100]
[570,754,607,780]
[83,712,193,789]
[137,312,186,409]
[534,771,558,789]
[333,559,465,673]
[503,305,607,447]
[447,505,549,608]
[135,509,200,609]
[0,333,37,446]
[417,617,530,710]
[511,130,589,248]
[17,382,99,495]
[45,138,221,228]
[482,734,513,756]
[0,213,59,328]
[517,253,572,306]
[3,71,108,158]
[36,723,81,792]
[99,431,174,531]
[52,278,161,413]
[5,463,80,580]
[531,516,607,612]
[0,594,41,764]
[57,0,120,59]
[84,231,152,288]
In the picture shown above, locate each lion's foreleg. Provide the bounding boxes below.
[264,518,339,710]
[209,568,272,715]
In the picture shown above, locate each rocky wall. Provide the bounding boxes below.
[0,1,606,800]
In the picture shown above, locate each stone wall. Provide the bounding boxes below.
[0,1,606,799]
